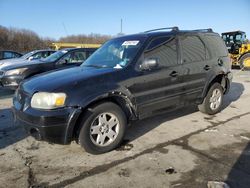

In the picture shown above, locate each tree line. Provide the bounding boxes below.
[0,25,111,53]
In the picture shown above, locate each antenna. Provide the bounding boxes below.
[62,22,69,36]
[117,19,124,36]
[120,19,123,33]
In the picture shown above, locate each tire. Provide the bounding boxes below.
[198,83,223,115]
[239,53,250,69]
[78,102,127,154]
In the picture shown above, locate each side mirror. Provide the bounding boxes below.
[28,56,34,61]
[140,58,159,70]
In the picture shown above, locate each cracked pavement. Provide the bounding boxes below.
[1,70,250,188]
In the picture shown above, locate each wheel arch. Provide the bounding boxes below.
[238,52,250,61]
[69,92,137,142]
[202,73,229,100]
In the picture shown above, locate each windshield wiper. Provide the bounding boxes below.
[82,64,108,68]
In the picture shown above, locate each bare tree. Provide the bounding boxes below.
[0,25,112,53]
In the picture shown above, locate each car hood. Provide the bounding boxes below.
[22,66,116,94]
[1,59,44,70]
[0,58,27,68]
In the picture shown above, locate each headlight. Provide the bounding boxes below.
[5,68,28,76]
[31,92,67,109]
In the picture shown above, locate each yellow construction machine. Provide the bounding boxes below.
[222,31,250,69]
[50,42,102,50]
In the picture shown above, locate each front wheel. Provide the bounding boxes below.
[198,83,224,115]
[78,102,127,154]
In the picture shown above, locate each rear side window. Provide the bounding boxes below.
[3,52,15,59]
[205,35,228,57]
[144,37,178,67]
[180,35,206,63]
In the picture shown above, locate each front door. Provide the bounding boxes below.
[127,36,185,119]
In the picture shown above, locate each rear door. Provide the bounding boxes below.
[128,36,185,118]
[179,34,208,104]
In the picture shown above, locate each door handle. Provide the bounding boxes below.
[170,71,178,77]
[204,65,210,71]
[218,59,224,66]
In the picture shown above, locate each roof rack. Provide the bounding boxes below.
[144,27,179,33]
[191,28,213,32]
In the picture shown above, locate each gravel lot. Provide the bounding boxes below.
[0,70,250,188]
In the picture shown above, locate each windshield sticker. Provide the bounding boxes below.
[122,40,139,46]
[114,64,123,69]
[61,50,68,53]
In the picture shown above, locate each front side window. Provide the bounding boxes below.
[32,52,43,59]
[82,38,145,69]
[14,53,21,58]
[181,35,205,63]
[144,36,178,67]
[60,51,87,64]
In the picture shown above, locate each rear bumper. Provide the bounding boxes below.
[13,105,82,144]
[225,71,233,94]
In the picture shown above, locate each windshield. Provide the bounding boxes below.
[21,51,36,59]
[82,38,144,69]
[42,50,68,62]
[222,33,246,44]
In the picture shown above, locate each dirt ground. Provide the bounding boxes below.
[1,69,250,188]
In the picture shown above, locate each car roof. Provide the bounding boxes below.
[59,48,97,51]
[114,27,218,40]
[30,49,56,53]
[221,31,245,35]
[0,50,22,53]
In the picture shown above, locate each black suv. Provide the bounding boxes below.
[0,48,97,89]
[13,27,232,154]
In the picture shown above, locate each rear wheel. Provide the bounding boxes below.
[198,83,223,115]
[78,102,127,154]
[239,53,250,69]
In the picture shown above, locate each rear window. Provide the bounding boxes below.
[204,35,228,57]
[180,35,206,63]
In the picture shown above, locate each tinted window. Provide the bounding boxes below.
[48,51,55,56]
[181,35,205,63]
[146,36,171,51]
[71,51,87,63]
[3,52,15,59]
[14,52,21,58]
[32,52,43,59]
[205,35,228,57]
[60,51,87,64]
[144,37,177,67]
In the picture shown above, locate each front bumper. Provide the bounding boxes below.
[13,91,82,144]
[0,75,23,90]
